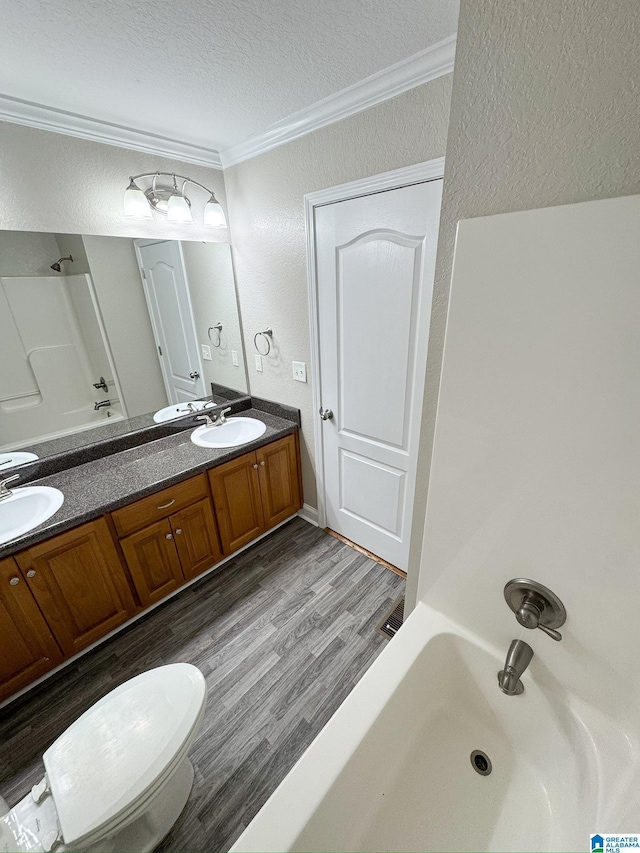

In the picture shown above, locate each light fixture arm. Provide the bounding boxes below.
[128,172,219,199]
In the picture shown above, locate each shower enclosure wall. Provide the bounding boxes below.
[0,273,125,450]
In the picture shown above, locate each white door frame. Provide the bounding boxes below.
[304,157,445,530]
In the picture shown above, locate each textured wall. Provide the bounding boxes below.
[224,77,453,509]
[181,242,248,394]
[0,122,227,242]
[0,230,60,276]
[406,0,640,608]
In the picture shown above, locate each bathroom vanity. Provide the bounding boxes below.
[0,406,302,703]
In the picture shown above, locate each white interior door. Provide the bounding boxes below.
[134,240,206,404]
[315,179,442,570]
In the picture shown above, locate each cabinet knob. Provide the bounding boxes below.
[26,570,36,578]
[166,533,173,540]
[253,463,259,469]
[260,460,265,466]
[9,576,20,586]
[175,528,183,535]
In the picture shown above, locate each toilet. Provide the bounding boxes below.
[0,663,206,853]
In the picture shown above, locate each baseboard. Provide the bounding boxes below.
[298,503,319,526]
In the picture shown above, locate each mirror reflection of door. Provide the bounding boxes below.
[134,240,206,404]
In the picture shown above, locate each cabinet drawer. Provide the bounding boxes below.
[111,474,209,537]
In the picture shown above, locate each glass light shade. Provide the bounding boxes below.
[167,194,192,222]
[123,184,152,219]
[203,199,227,227]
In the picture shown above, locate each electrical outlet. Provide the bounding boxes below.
[255,354,263,372]
[292,361,307,383]
[201,344,212,361]
[232,349,239,367]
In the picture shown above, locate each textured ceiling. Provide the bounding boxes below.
[1,0,458,152]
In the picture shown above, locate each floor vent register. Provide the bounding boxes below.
[377,595,405,640]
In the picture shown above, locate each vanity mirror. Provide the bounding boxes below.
[0,230,249,465]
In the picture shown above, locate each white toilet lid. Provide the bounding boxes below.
[43,663,206,848]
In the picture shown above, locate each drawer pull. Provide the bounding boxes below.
[9,576,20,586]
[157,499,176,510]
[166,533,173,540]
[26,570,36,578]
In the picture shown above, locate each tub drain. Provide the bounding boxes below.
[470,750,492,776]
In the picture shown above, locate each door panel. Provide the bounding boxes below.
[209,453,265,554]
[16,519,136,657]
[338,232,422,449]
[257,434,302,529]
[0,558,63,701]
[120,519,185,607]
[316,180,442,570]
[171,498,222,580]
[135,240,205,403]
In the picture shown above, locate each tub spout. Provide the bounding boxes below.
[498,639,533,696]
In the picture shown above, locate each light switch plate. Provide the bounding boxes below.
[232,350,239,367]
[255,354,263,372]
[292,361,307,383]
[201,344,212,361]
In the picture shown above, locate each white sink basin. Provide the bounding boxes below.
[191,417,267,449]
[0,452,39,470]
[0,486,64,546]
[153,401,213,423]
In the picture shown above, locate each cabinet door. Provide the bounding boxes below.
[15,519,136,658]
[257,434,302,529]
[120,519,185,607]
[0,558,64,702]
[171,498,222,581]
[209,452,265,555]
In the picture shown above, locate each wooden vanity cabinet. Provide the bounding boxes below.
[210,433,302,555]
[0,430,301,704]
[113,474,223,604]
[15,518,136,658]
[0,557,64,702]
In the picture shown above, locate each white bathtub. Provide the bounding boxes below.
[231,603,640,852]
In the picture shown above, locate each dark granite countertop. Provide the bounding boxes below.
[0,408,298,559]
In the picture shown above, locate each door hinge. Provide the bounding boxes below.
[158,345,163,356]
[141,269,146,279]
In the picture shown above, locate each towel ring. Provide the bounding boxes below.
[208,323,223,347]
[254,327,273,356]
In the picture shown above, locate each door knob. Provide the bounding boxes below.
[319,407,333,421]
[166,533,173,540]
[175,528,183,535]
[253,463,259,469]
[26,570,36,578]
[189,371,200,380]
[9,576,19,586]
[260,460,265,466]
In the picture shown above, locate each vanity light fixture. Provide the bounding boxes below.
[123,172,227,227]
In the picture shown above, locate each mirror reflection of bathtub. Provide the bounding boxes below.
[0,272,125,450]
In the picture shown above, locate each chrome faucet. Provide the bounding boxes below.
[498,639,533,696]
[0,474,19,501]
[196,407,232,428]
[94,399,112,410]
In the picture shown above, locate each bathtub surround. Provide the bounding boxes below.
[407,0,640,606]
[0,518,404,853]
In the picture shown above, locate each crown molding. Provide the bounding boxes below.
[0,94,223,169]
[220,34,456,169]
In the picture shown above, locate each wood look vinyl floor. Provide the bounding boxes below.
[0,518,404,852]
